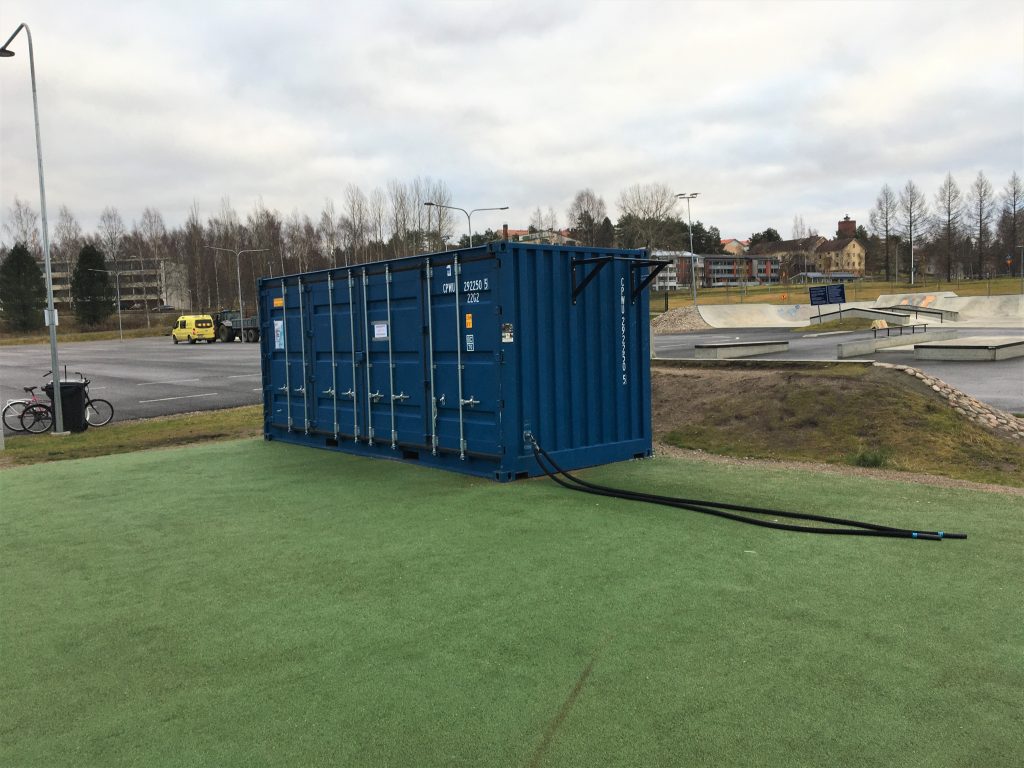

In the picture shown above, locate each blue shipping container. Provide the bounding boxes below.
[258,241,665,480]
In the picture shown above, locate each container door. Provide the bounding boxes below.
[429,255,501,459]
[266,279,310,432]
[309,274,351,438]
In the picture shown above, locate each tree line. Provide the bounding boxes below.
[866,170,1022,281]
[1,171,1020,330]
[0,180,726,330]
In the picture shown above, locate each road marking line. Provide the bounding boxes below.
[137,378,201,386]
[227,374,261,378]
[139,392,219,403]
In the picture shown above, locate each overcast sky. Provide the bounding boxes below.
[1,0,1021,244]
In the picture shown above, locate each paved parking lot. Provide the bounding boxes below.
[0,337,262,433]
[654,326,1024,413]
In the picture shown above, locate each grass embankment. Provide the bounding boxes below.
[0,325,170,346]
[2,439,1021,768]
[791,317,876,332]
[654,363,1024,487]
[0,406,261,468]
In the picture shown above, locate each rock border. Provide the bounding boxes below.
[874,362,1024,440]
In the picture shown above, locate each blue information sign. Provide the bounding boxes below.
[809,284,846,306]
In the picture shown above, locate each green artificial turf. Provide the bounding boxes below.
[2,440,1022,767]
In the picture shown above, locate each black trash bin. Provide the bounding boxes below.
[43,381,89,432]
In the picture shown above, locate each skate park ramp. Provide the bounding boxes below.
[698,301,873,328]
[698,293,1023,328]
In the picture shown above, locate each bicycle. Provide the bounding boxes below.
[18,372,115,433]
[2,385,47,432]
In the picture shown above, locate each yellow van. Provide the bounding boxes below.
[171,314,216,344]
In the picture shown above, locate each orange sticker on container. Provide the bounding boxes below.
[465,313,473,329]
[273,297,284,308]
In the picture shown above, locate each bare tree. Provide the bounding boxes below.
[933,173,963,281]
[967,171,995,277]
[898,180,929,284]
[368,187,387,262]
[616,182,678,248]
[343,184,369,265]
[566,189,607,246]
[318,198,342,268]
[387,178,412,258]
[97,206,126,277]
[3,196,41,255]
[1000,171,1022,273]
[247,197,283,277]
[869,184,899,280]
[791,214,807,240]
[51,205,82,303]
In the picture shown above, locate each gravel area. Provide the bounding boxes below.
[651,307,711,334]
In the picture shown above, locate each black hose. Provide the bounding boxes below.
[527,437,966,541]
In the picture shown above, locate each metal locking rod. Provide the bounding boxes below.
[347,270,359,440]
[385,264,397,448]
[453,255,466,460]
[362,268,374,445]
[327,274,339,437]
[282,281,293,431]
[425,260,438,456]
[297,277,309,434]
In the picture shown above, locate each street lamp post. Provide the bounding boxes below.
[674,192,700,306]
[205,246,268,342]
[86,267,122,341]
[1,23,65,433]
[424,202,509,248]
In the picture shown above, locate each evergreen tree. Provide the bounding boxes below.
[70,244,114,325]
[595,217,615,248]
[0,242,46,331]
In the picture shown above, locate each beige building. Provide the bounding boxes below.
[814,238,866,275]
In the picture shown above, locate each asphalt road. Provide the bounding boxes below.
[1,337,262,433]
[654,326,1024,413]
[3,327,1021,435]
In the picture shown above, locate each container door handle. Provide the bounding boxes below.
[322,387,335,396]
[369,390,383,403]
[460,396,479,408]
[342,389,355,399]
[392,391,409,402]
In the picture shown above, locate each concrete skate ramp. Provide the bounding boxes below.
[873,293,1023,325]
[698,301,874,328]
[697,293,1023,329]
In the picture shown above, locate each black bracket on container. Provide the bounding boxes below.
[571,257,612,304]
[629,259,670,303]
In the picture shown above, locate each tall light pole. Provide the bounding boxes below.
[2,23,65,433]
[424,202,508,248]
[86,267,122,341]
[205,246,268,342]
[675,192,700,306]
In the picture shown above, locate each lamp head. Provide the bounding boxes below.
[0,49,15,58]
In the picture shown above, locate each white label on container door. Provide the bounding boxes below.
[465,334,475,352]
[274,320,284,350]
[373,322,389,340]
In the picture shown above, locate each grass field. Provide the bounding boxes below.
[2,439,1021,767]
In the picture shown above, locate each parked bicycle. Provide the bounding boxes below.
[2,385,47,432]
[17,371,114,433]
